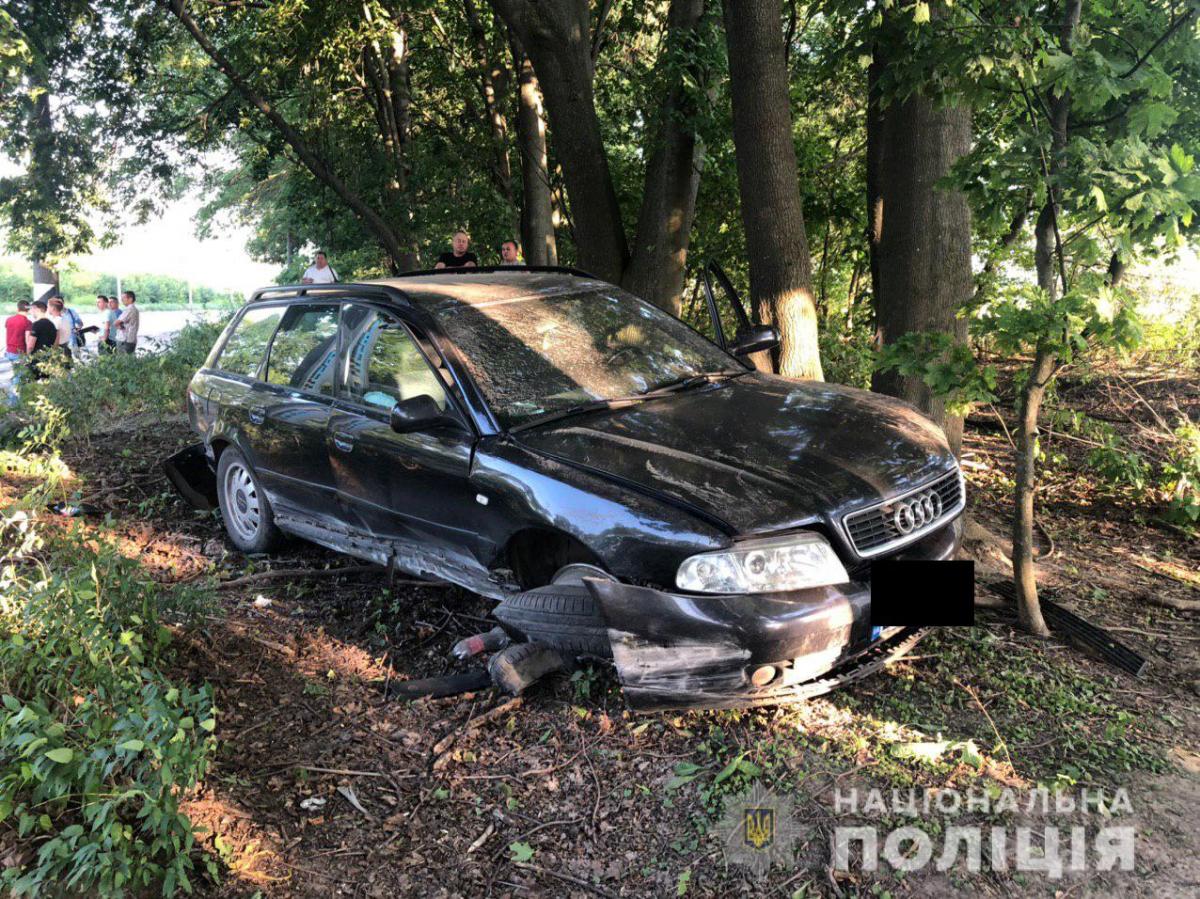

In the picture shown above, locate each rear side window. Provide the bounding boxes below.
[264,304,339,394]
[217,307,283,377]
[340,306,447,412]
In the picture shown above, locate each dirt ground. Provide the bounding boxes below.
[28,362,1200,897]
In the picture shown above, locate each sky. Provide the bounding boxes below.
[72,192,279,297]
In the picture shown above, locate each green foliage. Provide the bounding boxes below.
[14,318,226,439]
[0,514,217,896]
[819,316,877,389]
[878,277,1142,414]
[1160,421,1200,529]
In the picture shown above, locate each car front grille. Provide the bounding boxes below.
[843,469,964,557]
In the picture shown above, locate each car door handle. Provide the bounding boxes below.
[332,432,355,452]
[247,407,266,425]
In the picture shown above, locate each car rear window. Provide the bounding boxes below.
[217,306,283,377]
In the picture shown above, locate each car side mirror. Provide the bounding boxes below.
[390,394,453,433]
[728,324,779,358]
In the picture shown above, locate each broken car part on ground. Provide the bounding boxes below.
[164,266,966,710]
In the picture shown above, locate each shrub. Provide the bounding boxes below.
[13,318,227,440]
[0,513,217,896]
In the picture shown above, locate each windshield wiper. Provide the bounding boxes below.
[510,370,747,433]
[509,395,654,431]
[637,368,748,395]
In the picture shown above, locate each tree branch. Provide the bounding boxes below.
[1120,9,1195,79]
[159,0,408,271]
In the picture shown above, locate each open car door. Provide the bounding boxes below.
[693,262,780,360]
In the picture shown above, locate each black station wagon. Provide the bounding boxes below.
[171,267,965,709]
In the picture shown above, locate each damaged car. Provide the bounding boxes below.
[168,266,965,710]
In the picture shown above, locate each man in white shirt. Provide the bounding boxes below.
[302,251,338,284]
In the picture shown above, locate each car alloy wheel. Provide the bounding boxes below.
[222,460,263,544]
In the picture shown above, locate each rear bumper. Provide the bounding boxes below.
[585,516,962,710]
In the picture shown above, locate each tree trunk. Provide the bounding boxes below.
[464,0,515,213]
[870,5,973,454]
[1013,0,1081,637]
[1012,348,1055,637]
[622,0,706,314]
[722,0,822,380]
[162,0,414,273]
[490,0,629,283]
[509,35,557,265]
[866,52,885,316]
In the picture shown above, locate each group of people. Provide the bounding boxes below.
[433,231,524,269]
[3,291,140,394]
[299,232,525,284]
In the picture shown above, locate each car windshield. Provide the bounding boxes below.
[430,286,740,427]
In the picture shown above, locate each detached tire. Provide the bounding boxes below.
[493,584,612,658]
[216,447,282,554]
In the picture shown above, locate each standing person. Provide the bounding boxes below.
[115,290,139,354]
[95,295,110,353]
[301,251,338,284]
[26,300,59,380]
[434,230,478,268]
[62,299,85,359]
[47,298,73,366]
[499,239,524,266]
[106,297,121,352]
[4,300,31,403]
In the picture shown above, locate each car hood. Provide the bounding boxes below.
[513,373,956,536]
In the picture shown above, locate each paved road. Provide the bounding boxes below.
[1,308,225,391]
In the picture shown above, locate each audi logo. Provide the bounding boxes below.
[890,490,943,534]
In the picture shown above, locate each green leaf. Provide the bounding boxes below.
[509,841,535,863]
[118,740,144,752]
[1090,185,1108,212]
[677,868,692,896]
[714,752,746,785]
[912,2,931,24]
[45,748,74,764]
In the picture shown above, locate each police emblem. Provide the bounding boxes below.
[744,808,774,849]
[717,783,800,875]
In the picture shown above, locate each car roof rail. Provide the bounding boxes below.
[391,264,600,280]
[245,266,600,306]
[248,283,393,303]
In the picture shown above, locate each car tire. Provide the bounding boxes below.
[493,584,612,659]
[216,447,281,554]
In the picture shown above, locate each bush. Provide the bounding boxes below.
[13,318,227,439]
[0,513,217,896]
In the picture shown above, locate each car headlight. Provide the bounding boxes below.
[675,532,849,594]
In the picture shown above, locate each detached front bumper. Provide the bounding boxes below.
[585,517,962,711]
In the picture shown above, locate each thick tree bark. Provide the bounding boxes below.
[870,3,973,454]
[509,35,557,265]
[490,0,628,283]
[162,0,416,272]
[722,0,822,379]
[622,0,706,314]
